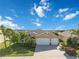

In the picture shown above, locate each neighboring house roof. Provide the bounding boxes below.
[29,29,58,39]
[58,31,71,39]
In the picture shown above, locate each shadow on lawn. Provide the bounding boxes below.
[0,43,35,56]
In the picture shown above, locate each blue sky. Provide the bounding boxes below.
[0,0,79,30]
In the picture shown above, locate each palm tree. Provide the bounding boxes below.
[0,25,7,48]
[5,28,14,45]
[4,28,21,45]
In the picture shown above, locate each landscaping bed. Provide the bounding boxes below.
[59,38,79,57]
[0,41,35,56]
[64,47,79,57]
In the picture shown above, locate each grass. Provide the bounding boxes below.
[76,49,79,57]
[0,41,35,56]
[0,30,2,34]
[0,41,9,49]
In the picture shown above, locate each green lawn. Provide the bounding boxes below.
[0,41,35,56]
[76,50,79,56]
[0,30,2,34]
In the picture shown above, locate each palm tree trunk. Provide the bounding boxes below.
[4,36,7,48]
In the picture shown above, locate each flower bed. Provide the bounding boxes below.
[65,47,77,56]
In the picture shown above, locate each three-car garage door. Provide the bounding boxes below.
[36,38,50,45]
[36,38,59,45]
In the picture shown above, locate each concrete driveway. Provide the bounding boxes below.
[34,45,65,56]
[33,45,78,59]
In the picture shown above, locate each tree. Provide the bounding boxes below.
[0,25,7,48]
[4,28,14,45]
[19,31,35,48]
[67,37,78,48]
[1,26,21,45]
[5,28,13,38]
[10,31,21,44]
[25,34,35,48]
[19,31,28,40]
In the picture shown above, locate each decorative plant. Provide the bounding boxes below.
[67,37,78,48]
[65,47,77,56]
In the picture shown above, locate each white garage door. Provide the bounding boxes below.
[36,38,50,45]
[51,38,59,45]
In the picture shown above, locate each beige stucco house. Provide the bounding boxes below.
[29,29,59,45]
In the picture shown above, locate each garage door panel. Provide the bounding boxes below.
[36,38,50,45]
[51,38,59,45]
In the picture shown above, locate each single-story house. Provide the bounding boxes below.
[29,29,59,45]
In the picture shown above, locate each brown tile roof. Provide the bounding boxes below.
[29,30,58,39]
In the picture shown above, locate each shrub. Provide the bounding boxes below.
[25,37,36,48]
[67,38,72,46]
[59,39,63,42]
[10,31,21,44]
[19,31,36,48]
[65,47,77,56]
[67,37,78,48]
[60,41,67,50]
[19,31,27,40]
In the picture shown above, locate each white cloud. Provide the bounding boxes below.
[0,20,25,30]
[55,25,66,30]
[59,8,69,13]
[5,16,13,21]
[40,0,47,5]
[16,26,25,30]
[33,18,42,26]
[56,15,60,18]
[31,11,35,15]
[34,4,44,17]
[42,3,51,11]
[31,0,50,18]
[0,16,2,20]
[64,11,79,20]
[55,8,69,18]
[30,8,35,15]
[33,22,41,26]
[56,14,63,18]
